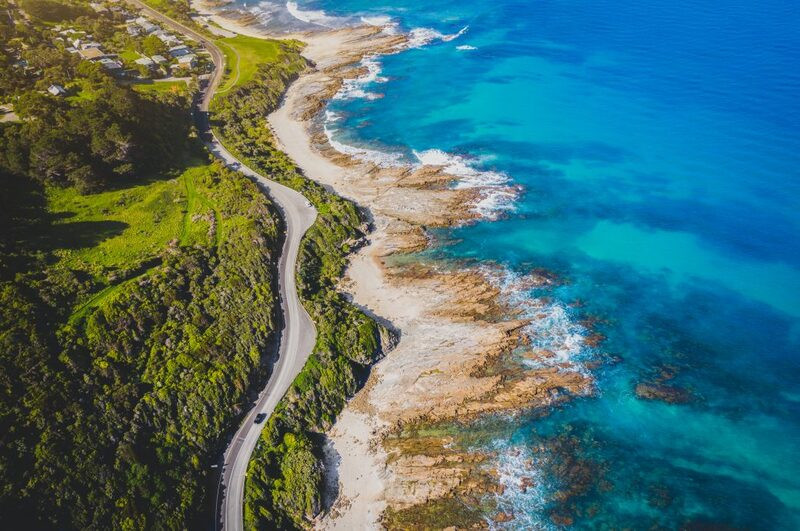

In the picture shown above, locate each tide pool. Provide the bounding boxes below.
[253,0,800,526]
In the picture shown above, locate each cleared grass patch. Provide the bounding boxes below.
[48,163,228,324]
[132,79,189,95]
[216,35,297,94]
[48,176,186,275]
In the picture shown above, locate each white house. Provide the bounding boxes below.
[150,54,168,64]
[48,84,67,96]
[177,54,197,68]
[135,17,158,34]
[134,57,155,67]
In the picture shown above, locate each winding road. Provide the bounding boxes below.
[124,2,318,529]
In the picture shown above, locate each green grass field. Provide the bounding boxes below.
[46,164,225,321]
[65,79,99,102]
[132,80,189,95]
[215,36,294,94]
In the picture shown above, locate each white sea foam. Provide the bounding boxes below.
[323,122,405,168]
[406,25,469,48]
[524,302,590,367]
[361,15,400,35]
[333,56,387,101]
[248,1,280,25]
[285,1,341,27]
[413,149,517,219]
[321,21,514,219]
[488,443,552,530]
[457,44,477,51]
[479,266,595,380]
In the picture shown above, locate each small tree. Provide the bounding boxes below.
[140,35,167,58]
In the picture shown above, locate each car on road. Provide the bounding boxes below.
[254,413,267,424]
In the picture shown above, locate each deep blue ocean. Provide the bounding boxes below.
[254,0,800,527]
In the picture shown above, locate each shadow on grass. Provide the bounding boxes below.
[43,219,129,251]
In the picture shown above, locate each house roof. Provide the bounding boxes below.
[78,47,105,60]
[177,54,197,64]
[99,58,123,69]
[135,57,154,66]
[48,84,67,95]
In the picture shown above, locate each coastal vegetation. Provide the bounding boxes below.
[18,0,93,23]
[215,35,303,94]
[0,5,285,527]
[210,42,395,529]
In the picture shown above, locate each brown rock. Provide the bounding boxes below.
[635,382,691,404]
[494,511,515,523]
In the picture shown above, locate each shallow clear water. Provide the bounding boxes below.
[251,0,800,526]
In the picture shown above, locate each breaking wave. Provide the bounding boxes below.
[333,56,387,101]
[285,1,343,27]
[479,265,595,379]
[323,112,405,167]
[488,443,553,530]
[407,25,469,48]
[414,149,518,219]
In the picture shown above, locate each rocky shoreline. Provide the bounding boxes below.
[201,11,595,527]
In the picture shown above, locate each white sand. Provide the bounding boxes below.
[320,409,388,530]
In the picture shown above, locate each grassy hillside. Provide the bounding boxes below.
[0,155,286,528]
[0,3,288,528]
[215,35,304,95]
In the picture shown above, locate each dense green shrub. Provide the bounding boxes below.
[18,0,92,22]
[212,51,395,529]
[0,27,285,524]
[0,79,193,192]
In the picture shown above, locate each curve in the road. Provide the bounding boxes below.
[124,3,318,530]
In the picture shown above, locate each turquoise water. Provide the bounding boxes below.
[254,0,800,526]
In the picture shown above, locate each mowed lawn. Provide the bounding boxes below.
[215,35,298,94]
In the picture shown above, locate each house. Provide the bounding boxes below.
[153,31,181,46]
[47,84,67,96]
[139,21,157,34]
[177,54,197,68]
[78,47,106,60]
[135,17,157,34]
[65,46,78,54]
[80,41,102,50]
[126,24,141,36]
[150,54,168,64]
[98,58,123,71]
[168,45,191,58]
[134,57,154,67]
